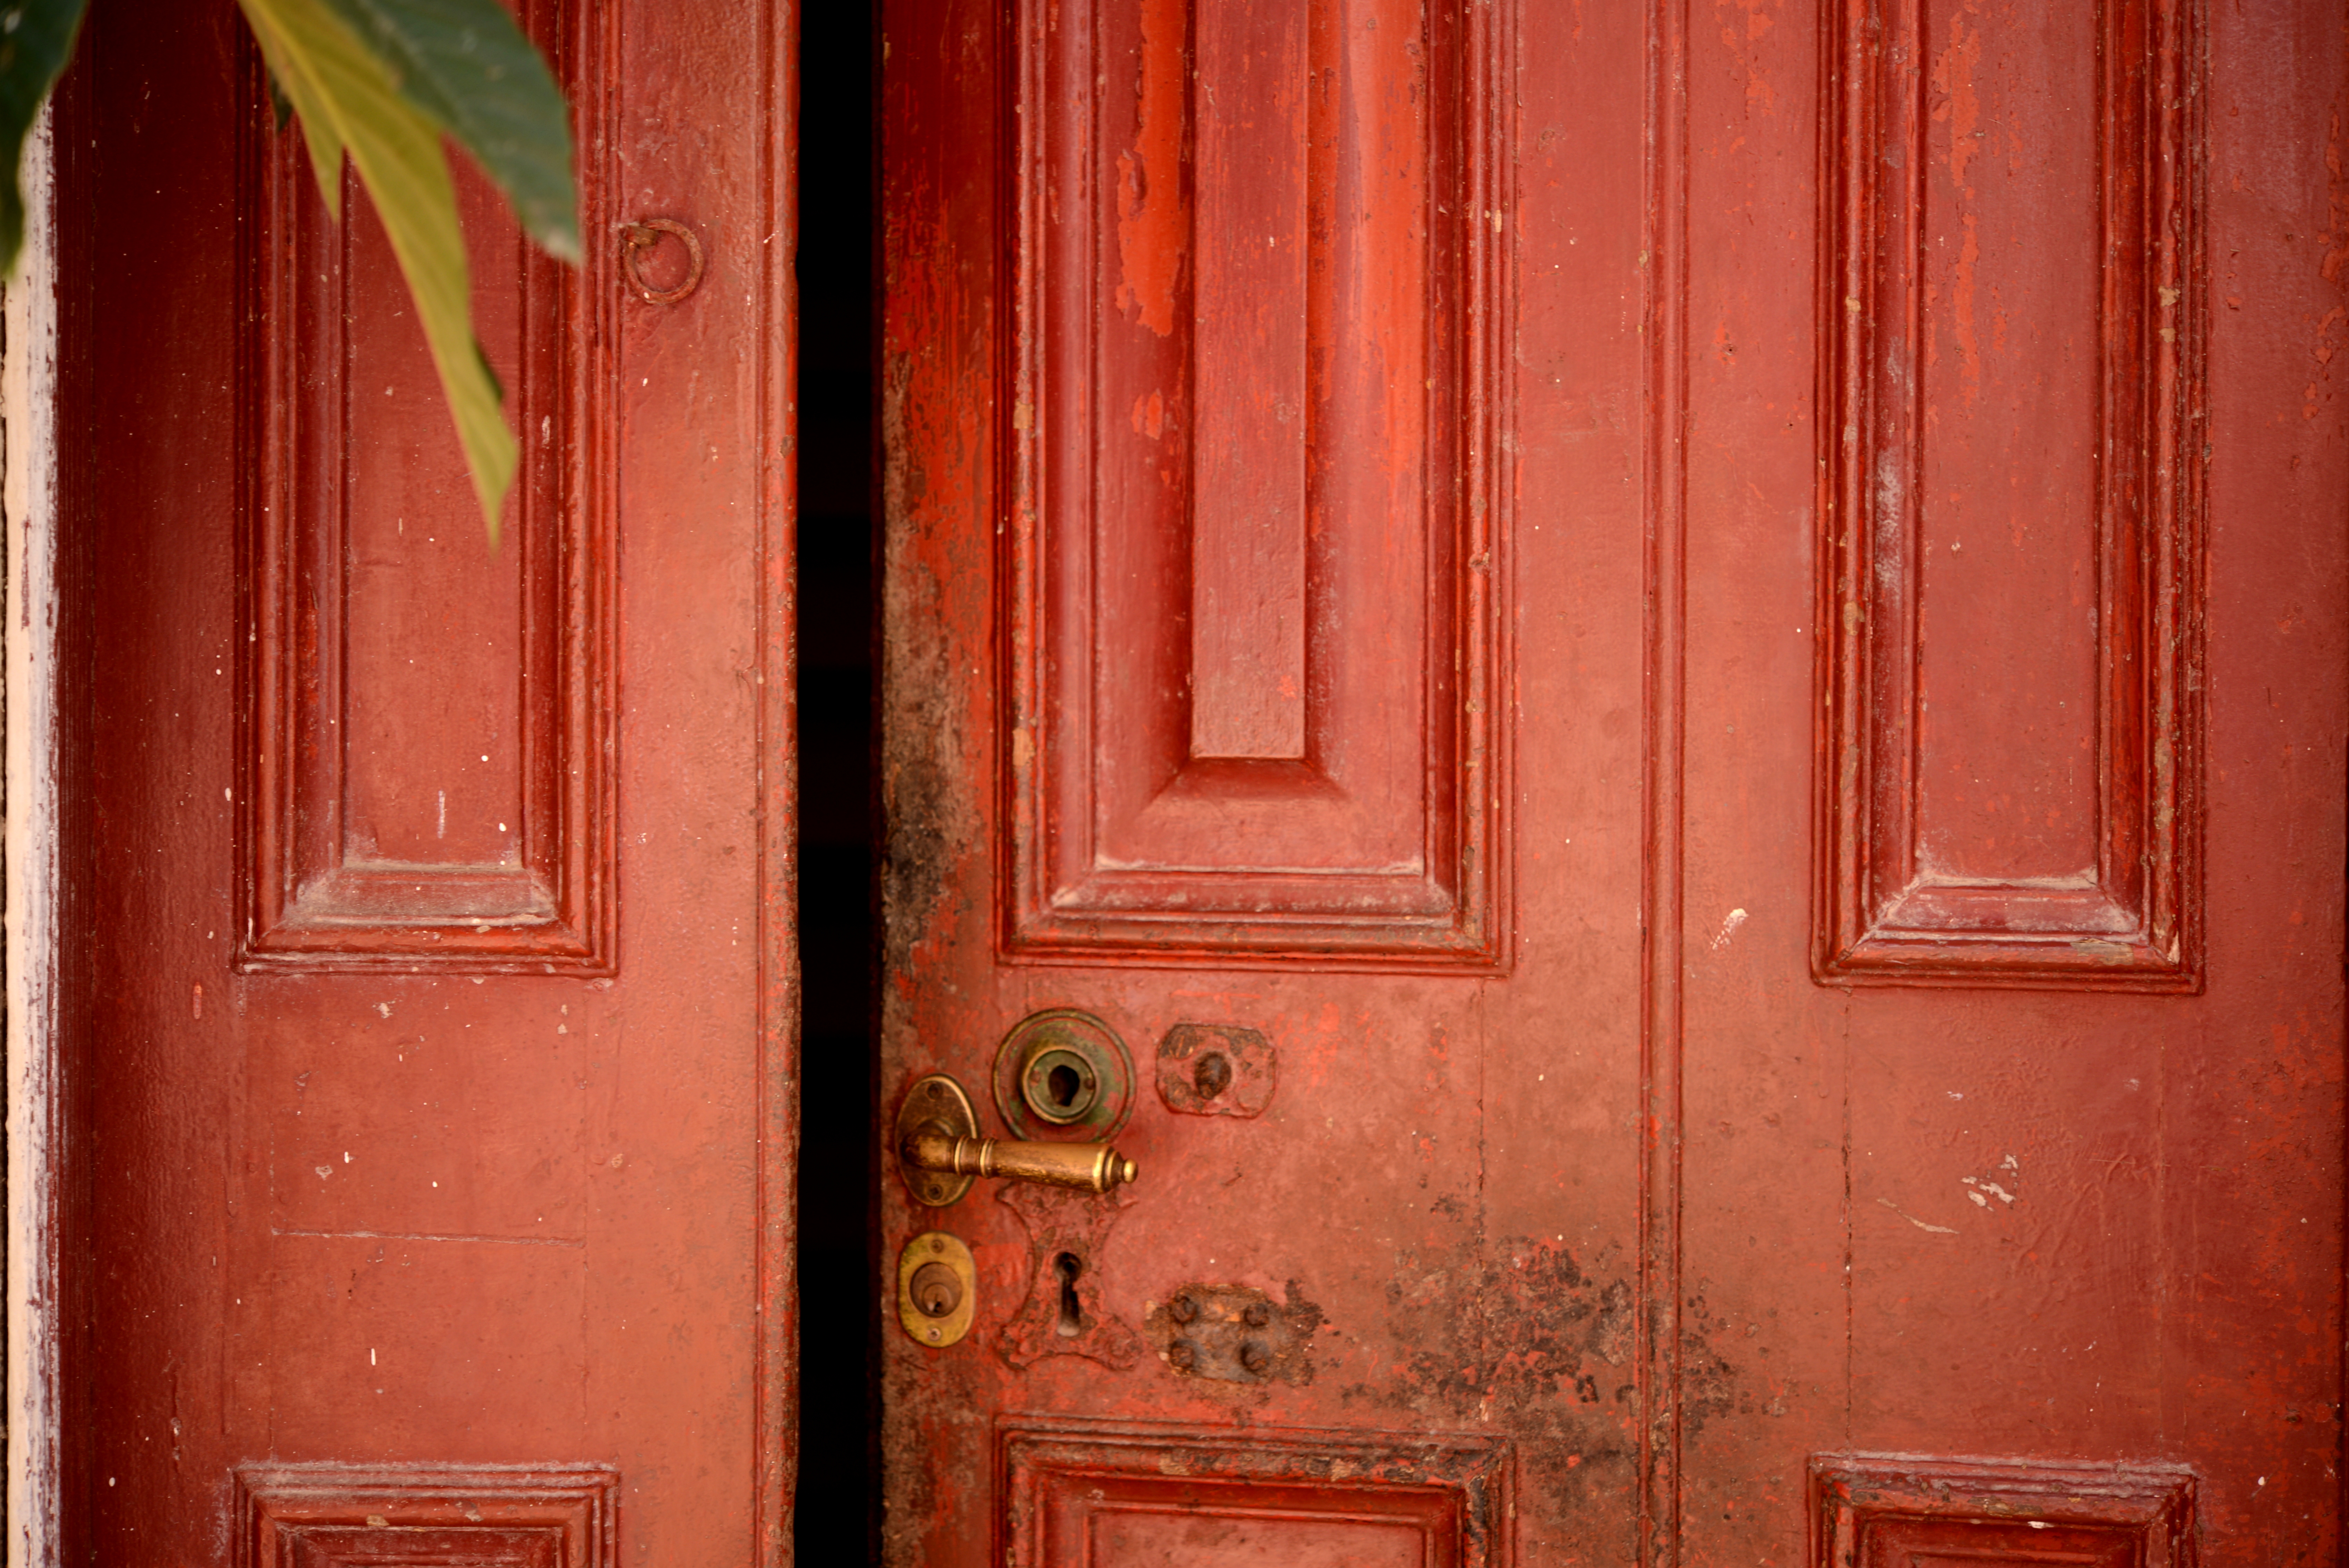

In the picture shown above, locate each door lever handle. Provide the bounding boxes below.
[902,1128,1138,1192]
[897,1073,1138,1206]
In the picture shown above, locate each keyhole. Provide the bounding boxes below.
[1192,1050,1232,1099]
[1054,1252,1084,1338]
[1020,1046,1098,1124]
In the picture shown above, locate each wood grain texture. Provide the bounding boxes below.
[1816,0,2204,988]
[240,0,617,973]
[1001,0,1508,966]
[1188,0,1309,762]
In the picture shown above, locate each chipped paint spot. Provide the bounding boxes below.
[1710,907,1748,950]
[1932,15,1985,406]
[2322,112,2349,283]
[1959,1155,2021,1210]
[1877,1196,1957,1235]
[1113,0,1186,337]
[1338,1235,1735,1470]
[1129,390,1165,440]
[1717,0,1780,117]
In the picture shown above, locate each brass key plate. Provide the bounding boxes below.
[897,1231,975,1348]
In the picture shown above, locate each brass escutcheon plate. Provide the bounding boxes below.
[896,1231,975,1348]
[898,1073,980,1207]
[991,1008,1135,1141]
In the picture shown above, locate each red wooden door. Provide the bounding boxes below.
[61,1,793,1563]
[879,2,2347,1565]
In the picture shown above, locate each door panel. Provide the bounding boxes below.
[64,1,793,1561]
[997,0,1505,965]
[1816,0,2199,987]
[882,1,2345,1564]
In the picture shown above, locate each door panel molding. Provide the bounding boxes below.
[999,1418,1513,1568]
[235,1463,621,1568]
[1000,0,1512,969]
[1640,0,1693,1553]
[238,0,620,975]
[1815,0,2206,989]
[1809,1455,2198,1568]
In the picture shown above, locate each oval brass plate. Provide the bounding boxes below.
[897,1073,979,1207]
[896,1231,975,1348]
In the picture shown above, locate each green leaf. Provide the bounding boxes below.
[239,0,517,538]
[242,0,349,217]
[316,0,578,262]
[0,0,88,273]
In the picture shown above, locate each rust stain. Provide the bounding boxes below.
[1339,1231,1758,1478]
[994,1183,1144,1370]
[1347,1237,1641,1429]
[1114,0,1186,337]
[878,555,957,983]
[1146,1280,1322,1386]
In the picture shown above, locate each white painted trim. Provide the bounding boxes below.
[6,106,61,1568]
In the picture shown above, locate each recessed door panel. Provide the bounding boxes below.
[243,47,617,970]
[1001,0,1507,965]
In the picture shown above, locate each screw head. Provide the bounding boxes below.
[1243,1301,1271,1327]
[1168,1339,1198,1371]
[1169,1292,1199,1324]
[1239,1339,1272,1375]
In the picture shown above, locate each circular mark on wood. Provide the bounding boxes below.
[620,218,705,305]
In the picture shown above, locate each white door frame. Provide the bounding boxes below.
[7,108,62,1568]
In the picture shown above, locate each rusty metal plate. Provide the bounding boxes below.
[1143,1281,1322,1386]
[1155,1022,1276,1117]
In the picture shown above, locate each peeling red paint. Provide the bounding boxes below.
[1130,389,1165,438]
[1933,12,1985,406]
[1113,0,1186,336]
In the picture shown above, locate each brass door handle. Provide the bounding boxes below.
[897,1073,1138,1206]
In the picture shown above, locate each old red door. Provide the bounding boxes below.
[880,1,2347,1564]
[61,0,794,1562]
